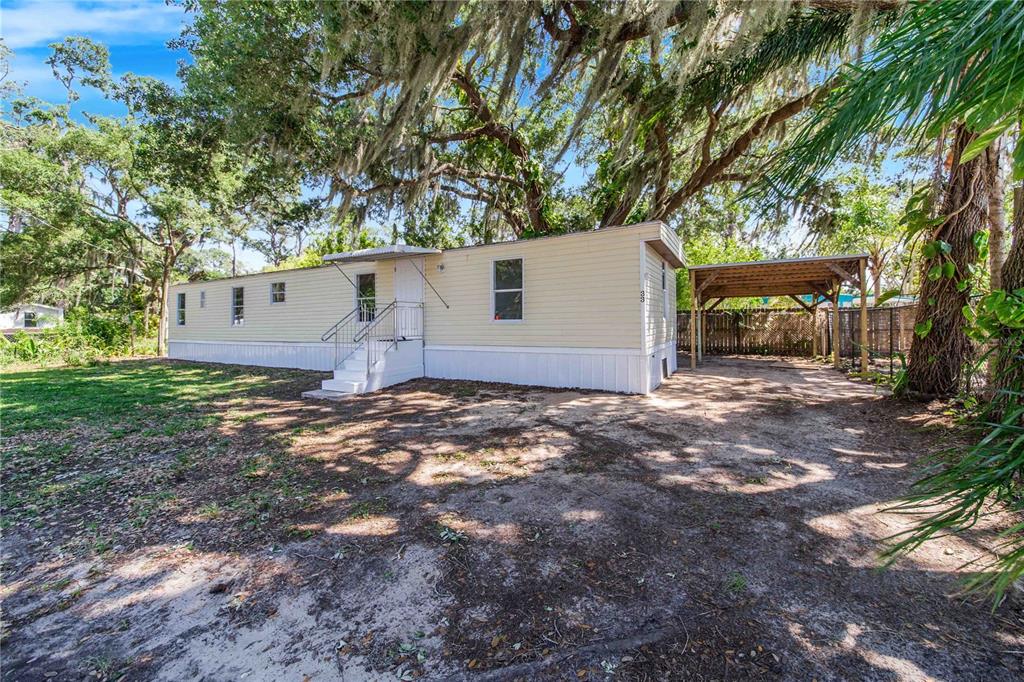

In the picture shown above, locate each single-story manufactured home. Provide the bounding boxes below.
[168,221,683,395]
[0,303,64,334]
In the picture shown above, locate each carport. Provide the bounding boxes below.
[687,254,870,371]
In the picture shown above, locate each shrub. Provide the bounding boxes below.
[0,308,156,367]
[883,289,1024,602]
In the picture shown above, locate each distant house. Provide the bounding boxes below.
[0,303,65,333]
[168,221,684,395]
[790,293,917,308]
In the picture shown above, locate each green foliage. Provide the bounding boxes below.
[181,0,896,238]
[0,309,154,367]
[276,226,386,271]
[676,230,764,309]
[761,0,1024,202]
[883,289,1024,603]
[810,170,904,292]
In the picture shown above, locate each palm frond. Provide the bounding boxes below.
[757,0,1024,202]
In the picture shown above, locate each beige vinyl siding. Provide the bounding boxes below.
[422,224,656,349]
[168,263,391,343]
[644,244,676,350]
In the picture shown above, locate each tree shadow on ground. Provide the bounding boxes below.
[2,357,1021,680]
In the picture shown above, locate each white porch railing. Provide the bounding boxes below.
[321,301,423,370]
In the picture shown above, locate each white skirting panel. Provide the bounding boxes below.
[646,340,678,392]
[424,345,648,394]
[167,340,335,371]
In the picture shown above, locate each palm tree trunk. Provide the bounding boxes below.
[906,125,987,397]
[1003,181,1024,291]
[987,139,1006,290]
[990,179,1024,414]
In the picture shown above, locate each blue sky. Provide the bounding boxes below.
[3,0,188,117]
[2,1,282,268]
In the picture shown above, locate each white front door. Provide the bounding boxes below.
[394,257,424,338]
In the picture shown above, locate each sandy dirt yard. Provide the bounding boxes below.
[2,357,1022,681]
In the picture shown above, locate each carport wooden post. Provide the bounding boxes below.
[859,257,869,372]
[811,305,818,358]
[832,283,841,369]
[689,270,697,369]
[698,298,704,364]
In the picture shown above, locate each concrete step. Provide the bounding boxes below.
[342,351,367,364]
[333,367,367,382]
[321,378,366,393]
[302,389,354,402]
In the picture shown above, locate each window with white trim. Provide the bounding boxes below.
[271,281,286,304]
[23,311,37,328]
[200,290,206,308]
[176,292,186,326]
[231,287,244,326]
[493,258,523,321]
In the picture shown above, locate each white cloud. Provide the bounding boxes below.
[1,0,185,50]
[2,52,63,97]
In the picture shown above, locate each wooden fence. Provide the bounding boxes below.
[677,305,917,359]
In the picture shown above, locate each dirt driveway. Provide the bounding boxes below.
[2,357,1022,680]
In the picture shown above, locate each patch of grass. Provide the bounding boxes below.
[0,361,291,435]
[228,492,275,529]
[724,571,747,595]
[438,525,467,544]
[743,475,769,485]
[291,422,328,435]
[142,413,223,437]
[348,496,389,519]
[449,385,479,398]
[232,411,269,424]
[92,535,113,555]
[1,361,343,561]
[85,655,131,679]
[286,524,315,539]
[197,502,224,519]
[131,490,176,527]
[435,451,468,463]
[39,577,73,592]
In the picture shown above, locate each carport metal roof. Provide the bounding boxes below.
[687,253,870,372]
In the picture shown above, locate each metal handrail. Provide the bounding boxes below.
[320,305,372,369]
[355,301,397,376]
[320,307,359,343]
[323,300,424,373]
[353,301,397,345]
[354,300,425,375]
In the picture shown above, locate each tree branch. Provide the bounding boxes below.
[449,70,550,235]
[654,81,836,219]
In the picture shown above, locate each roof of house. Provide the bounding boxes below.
[322,221,685,268]
[2,303,64,313]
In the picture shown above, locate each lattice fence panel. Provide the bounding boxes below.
[678,305,917,359]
